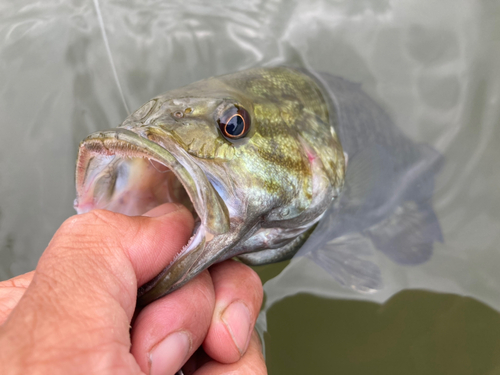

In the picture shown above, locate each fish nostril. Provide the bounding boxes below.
[135,126,154,140]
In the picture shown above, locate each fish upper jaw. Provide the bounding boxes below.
[74,127,234,305]
[75,127,229,234]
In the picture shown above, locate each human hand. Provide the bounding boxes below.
[0,203,266,374]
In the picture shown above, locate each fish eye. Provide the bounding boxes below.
[217,106,251,139]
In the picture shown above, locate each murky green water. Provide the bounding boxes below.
[264,289,500,374]
[1,0,500,373]
[257,263,500,374]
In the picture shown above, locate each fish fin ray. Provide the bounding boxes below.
[308,233,383,292]
[364,200,442,265]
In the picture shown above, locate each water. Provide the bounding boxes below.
[1,0,500,373]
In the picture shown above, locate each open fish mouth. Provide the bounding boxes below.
[74,128,229,304]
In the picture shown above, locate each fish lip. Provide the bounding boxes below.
[75,127,230,235]
[75,127,230,304]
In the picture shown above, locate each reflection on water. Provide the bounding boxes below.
[1,0,500,373]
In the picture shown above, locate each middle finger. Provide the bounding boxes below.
[131,270,215,375]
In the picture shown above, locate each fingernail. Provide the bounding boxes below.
[149,331,191,375]
[221,301,252,356]
[143,203,184,218]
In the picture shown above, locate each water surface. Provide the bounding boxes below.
[1,1,500,373]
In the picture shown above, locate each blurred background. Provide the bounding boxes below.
[1,1,500,373]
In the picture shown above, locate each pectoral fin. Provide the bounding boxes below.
[307,232,383,293]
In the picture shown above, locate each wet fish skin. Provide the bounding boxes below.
[75,67,345,306]
[294,73,444,292]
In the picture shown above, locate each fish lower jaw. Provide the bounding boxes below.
[75,128,233,305]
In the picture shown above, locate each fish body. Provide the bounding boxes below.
[295,72,443,291]
[75,67,345,306]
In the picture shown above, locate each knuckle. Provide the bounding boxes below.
[50,211,129,264]
[242,266,262,289]
[74,209,119,228]
[58,210,128,240]
[234,262,263,298]
[211,260,264,310]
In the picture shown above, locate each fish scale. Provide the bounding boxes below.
[75,67,344,306]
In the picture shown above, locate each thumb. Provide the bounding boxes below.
[0,203,193,373]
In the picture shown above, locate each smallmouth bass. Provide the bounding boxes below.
[74,67,346,306]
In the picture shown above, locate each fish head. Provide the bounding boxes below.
[74,67,345,305]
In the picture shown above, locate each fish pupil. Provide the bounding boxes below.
[218,106,250,139]
[226,115,244,136]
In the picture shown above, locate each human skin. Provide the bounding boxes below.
[0,203,266,375]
